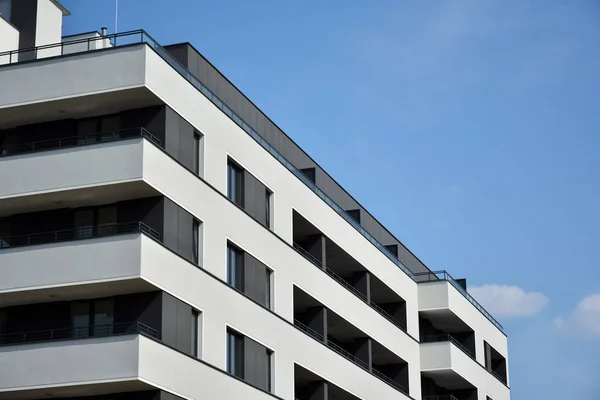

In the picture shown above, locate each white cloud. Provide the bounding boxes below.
[555,293,600,338]
[469,284,549,318]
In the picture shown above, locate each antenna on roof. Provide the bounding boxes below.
[114,0,119,33]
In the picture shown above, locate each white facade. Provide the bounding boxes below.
[0,8,509,400]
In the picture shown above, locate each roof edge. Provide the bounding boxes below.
[50,0,71,16]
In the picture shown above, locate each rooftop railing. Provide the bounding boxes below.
[414,271,503,331]
[0,221,160,249]
[0,321,159,346]
[0,29,503,333]
[0,128,160,158]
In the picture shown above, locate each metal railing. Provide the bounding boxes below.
[0,29,503,332]
[0,128,160,158]
[293,242,406,332]
[420,334,475,360]
[423,396,459,400]
[371,367,409,395]
[0,321,159,346]
[370,301,407,332]
[413,271,503,331]
[293,319,409,395]
[0,221,160,249]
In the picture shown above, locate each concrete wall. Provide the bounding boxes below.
[35,0,62,58]
[0,15,19,65]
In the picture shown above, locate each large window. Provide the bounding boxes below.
[227,160,244,207]
[70,299,114,338]
[227,329,244,378]
[227,244,244,291]
[227,328,273,392]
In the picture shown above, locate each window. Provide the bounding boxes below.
[70,299,114,338]
[191,309,202,358]
[227,329,244,378]
[227,244,244,291]
[265,188,272,229]
[193,219,201,266]
[227,160,244,206]
[0,309,6,334]
[194,131,204,178]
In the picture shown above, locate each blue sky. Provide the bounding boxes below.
[62,1,600,398]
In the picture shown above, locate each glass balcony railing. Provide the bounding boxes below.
[0,29,503,333]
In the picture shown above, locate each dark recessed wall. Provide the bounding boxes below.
[50,389,184,400]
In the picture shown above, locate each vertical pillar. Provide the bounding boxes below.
[306,306,328,343]
[353,271,371,303]
[354,337,372,372]
[308,380,329,400]
[307,234,327,269]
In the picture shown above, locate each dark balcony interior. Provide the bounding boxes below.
[294,364,360,400]
[485,341,508,384]
[293,286,409,394]
[292,211,407,331]
[0,105,201,175]
[421,376,477,400]
[419,313,476,359]
[0,195,200,266]
[47,390,183,400]
[0,291,196,357]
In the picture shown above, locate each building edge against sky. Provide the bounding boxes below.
[0,1,509,400]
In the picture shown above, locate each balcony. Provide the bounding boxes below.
[0,128,160,159]
[0,321,158,346]
[293,286,410,396]
[0,325,275,400]
[0,221,159,250]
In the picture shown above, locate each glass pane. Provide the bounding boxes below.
[93,299,114,336]
[97,206,117,236]
[74,209,94,239]
[71,302,90,338]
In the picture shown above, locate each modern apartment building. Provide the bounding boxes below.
[0,2,509,400]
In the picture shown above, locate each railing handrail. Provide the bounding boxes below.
[293,319,410,395]
[371,367,409,395]
[294,242,407,331]
[0,221,160,249]
[0,321,159,345]
[0,127,160,157]
[0,28,504,332]
[420,334,475,359]
[413,270,503,331]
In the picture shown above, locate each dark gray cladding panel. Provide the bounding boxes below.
[163,197,196,264]
[243,170,267,227]
[244,252,269,307]
[243,336,270,391]
[161,292,193,356]
[164,43,434,276]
